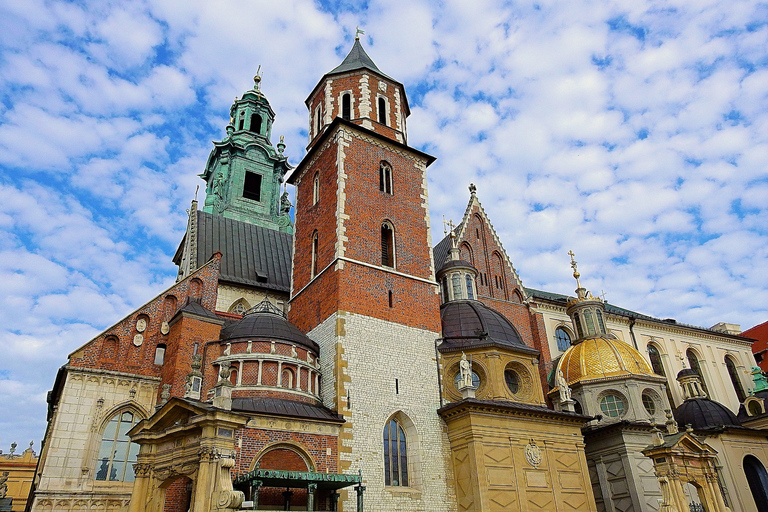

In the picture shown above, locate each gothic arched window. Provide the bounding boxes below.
[250,113,262,134]
[555,327,571,352]
[312,172,320,205]
[311,231,319,278]
[381,223,395,268]
[383,419,408,487]
[342,93,351,120]
[95,411,140,482]
[379,162,393,194]
[725,356,746,402]
[465,275,474,300]
[648,345,665,376]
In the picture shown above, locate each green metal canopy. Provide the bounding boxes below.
[234,469,361,491]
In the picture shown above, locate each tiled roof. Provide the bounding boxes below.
[329,39,388,79]
[231,397,344,423]
[197,211,292,292]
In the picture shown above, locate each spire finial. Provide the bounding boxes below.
[469,183,477,195]
[254,65,262,91]
[355,26,365,40]
[194,185,199,201]
[568,250,585,298]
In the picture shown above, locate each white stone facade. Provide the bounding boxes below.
[309,311,457,512]
[31,367,159,512]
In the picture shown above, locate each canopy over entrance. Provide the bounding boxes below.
[233,469,364,511]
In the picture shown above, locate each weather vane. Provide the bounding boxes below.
[355,26,365,40]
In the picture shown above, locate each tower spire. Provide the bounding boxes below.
[568,250,585,299]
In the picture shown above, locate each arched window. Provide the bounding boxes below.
[744,455,768,512]
[342,93,351,120]
[555,327,571,351]
[583,309,596,336]
[95,411,140,482]
[154,344,166,365]
[383,419,408,486]
[378,97,387,125]
[250,113,262,134]
[282,369,293,388]
[725,356,746,402]
[648,345,665,376]
[379,162,393,194]
[687,349,708,394]
[381,223,395,268]
[238,113,245,131]
[573,312,584,338]
[311,231,319,278]
[312,172,319,205]
[452,274,462,299]
[465,275,474,300]
[595,309,606,333]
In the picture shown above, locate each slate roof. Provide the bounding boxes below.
[177,297,219,319]
[197,211,292,292]
[329,39,389,79]
[232,397,344,423]
[438,300,538,354]
[220,306,319,352]
[674,397,741,430]
[433,224,462,273]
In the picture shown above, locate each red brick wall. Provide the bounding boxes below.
[69,255,221,383]
[307,72,407,148]
[163,475,192,512]
[234,427,338,475]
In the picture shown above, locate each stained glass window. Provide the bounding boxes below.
[599,394,626,418]
[383,419,408,486]
[555,328,571,351]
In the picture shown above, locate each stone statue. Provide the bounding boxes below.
[0,471,9,498]
[459,353,474,389]
[280,191,292,215]
[219,362,232,382]
[557,370,572,402]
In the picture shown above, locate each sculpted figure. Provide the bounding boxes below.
[557,369,572,402]
[459,353,474,388]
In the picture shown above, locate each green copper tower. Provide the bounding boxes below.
[200,74,293,233]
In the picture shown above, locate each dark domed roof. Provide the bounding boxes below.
[220,301,318,352]
[436,259,476,275]
[677,368,698,379]
[439,300,537,354]
[674,398,740,430]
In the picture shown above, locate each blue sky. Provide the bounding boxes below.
[1,0,767,449]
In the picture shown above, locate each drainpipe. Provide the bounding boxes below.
[435,339,444,408]
[629,317,639,350]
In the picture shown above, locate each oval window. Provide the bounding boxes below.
[504,370,520,394]
[641,392,656,416]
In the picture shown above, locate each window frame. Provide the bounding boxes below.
[379,161,393,195]
[381,222,396,268]
[94,409,142,483]
[312,172,320,206]
[311,231,319,278]
[555,327,572,352]
[383,418,409,487]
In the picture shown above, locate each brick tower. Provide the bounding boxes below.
[287,37,455,511]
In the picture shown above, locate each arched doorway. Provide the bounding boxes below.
[253,445,312,510]
[744,455,768,512]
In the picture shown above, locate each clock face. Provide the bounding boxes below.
[136,318,147,332]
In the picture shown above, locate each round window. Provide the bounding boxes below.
[641,392,656,416]
[599,393,626,418]
[748,401,763,416]
[454,371,480,390]
[504,370,520,394]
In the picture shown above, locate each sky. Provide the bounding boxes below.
[1,0,767,450]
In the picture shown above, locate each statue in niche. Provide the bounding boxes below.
[459,353,474,389]
[280,191,292,215]
[557,369,572,402]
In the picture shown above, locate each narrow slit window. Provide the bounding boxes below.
[243,172,262,201]
[466,275,474,300]
[378,97,387,125]
[388,290,393,308]
[379,162,393,194]
[381,223,395,268]
[342,93,351,120]
[311,231,319,278]
[312,172,320,205]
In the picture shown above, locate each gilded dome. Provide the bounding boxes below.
[557,335,655,385]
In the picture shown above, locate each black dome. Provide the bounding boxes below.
[437,259,476,275]
[674,398,740,430]
[439,300,536,354]
[677,368,698,379]
[220,305,318,353]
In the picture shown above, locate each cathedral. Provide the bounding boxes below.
[27,38,768,512]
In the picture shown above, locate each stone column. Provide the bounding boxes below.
[277,362,283,387]
[237,361,243,386]
[307,483,317,511]
[194,446,218,512]
[296,366,302,391]
[257,360,263,385]
[127,463,152,512]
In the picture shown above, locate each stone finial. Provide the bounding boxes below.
[665,409,678,434]
[651,424,665,446]
[469,183,476,194]
[277,135,286,155]
[9,443,16,456]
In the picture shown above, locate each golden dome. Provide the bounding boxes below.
[557,335,654,385]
